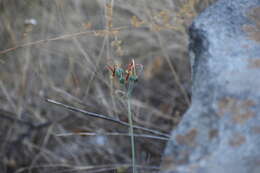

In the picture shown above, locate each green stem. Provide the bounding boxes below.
[127,83,136,173]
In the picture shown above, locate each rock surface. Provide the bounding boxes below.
[161,0,260,172]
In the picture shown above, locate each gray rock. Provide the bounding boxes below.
[161,0,260,173]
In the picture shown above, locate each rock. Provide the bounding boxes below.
[161,0,260,173]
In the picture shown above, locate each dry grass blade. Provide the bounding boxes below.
[17,163,160,173]
[56,132,169,141]
[46,98,170,138]
[0,26,129,56]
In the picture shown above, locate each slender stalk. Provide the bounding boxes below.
[127,80,137,173]
[127,95,136,173]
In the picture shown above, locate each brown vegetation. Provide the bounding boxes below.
[0,0,214,172]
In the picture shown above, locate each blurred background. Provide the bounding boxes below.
[0,0,215,172]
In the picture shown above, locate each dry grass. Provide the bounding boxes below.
[0,0,215,172]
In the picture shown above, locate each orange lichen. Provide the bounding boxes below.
[232,111,255,124]
[243,7,260,42]
[217,97,256,124]
[229,133,246,147]
[252,126,260,134]
[247,58,260,69]
[176,128,198,147]
[218,97,237,117]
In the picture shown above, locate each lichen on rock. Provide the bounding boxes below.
[161,0,260,173]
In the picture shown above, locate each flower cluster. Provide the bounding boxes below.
[107,59,141,85]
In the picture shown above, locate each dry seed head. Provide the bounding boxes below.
[131,16,145,28]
